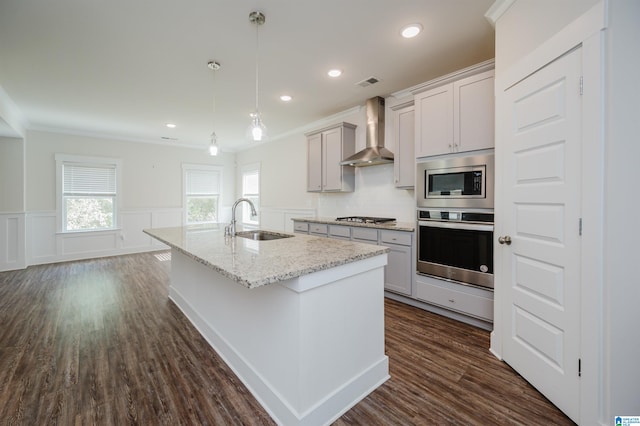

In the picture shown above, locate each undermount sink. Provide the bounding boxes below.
[235,230,294,241]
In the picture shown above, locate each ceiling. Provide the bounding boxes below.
[0,0,495,151]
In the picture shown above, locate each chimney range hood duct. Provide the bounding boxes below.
[341,96,394,167]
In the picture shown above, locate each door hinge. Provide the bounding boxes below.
[578,358,582,377]
[580,76,584,95]
[579,218,583,236]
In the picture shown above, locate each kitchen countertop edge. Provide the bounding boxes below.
[144,226,389,289]
[291,217,415,232]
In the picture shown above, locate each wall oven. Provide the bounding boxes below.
[417,210,494,289]
[417,151,494,209]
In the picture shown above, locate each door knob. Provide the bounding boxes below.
[498,236,512,245]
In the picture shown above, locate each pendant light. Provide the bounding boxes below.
[248,11,267,142]
[208,60,221,156]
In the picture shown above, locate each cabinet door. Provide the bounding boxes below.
[415,84,454,158]
[322,127,343,191]
[394,105,415,188]
[384,243,412,296]
[307,133,323,192]
[454,70,495,152]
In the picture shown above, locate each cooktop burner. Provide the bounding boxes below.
[335,216,396,224]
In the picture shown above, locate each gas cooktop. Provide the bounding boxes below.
[335,216,396,224]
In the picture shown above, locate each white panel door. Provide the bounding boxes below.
[499,47,582,422]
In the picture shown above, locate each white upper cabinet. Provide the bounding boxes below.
[415,85,454,157]
[306,123,356,192]
[392,103,415,188]
[454,70,495,153]
[307,132,323,191]
[415,69,494,158]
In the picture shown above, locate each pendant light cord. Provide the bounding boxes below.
[212,67,216,130]
[254,19,260,112]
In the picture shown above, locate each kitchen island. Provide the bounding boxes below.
[144,225,390,426]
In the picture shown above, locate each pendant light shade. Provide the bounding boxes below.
[248,11,267,142]
[209,131,219,156]
[208,61,221,156]
[248,111,267,142]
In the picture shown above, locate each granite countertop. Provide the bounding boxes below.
[291,217,415,232]
[143,225,388,289]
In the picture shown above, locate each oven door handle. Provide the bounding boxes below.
[417,220,494,232]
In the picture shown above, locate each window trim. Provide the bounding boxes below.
[182,163,223,225]
[55,154,122,233]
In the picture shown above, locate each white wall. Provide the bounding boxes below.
[495,0,600,75]
[25,130,236,211]
[604,0,640,418]
[20,130,237,266]
[0,136,24,212]
[236,104,416,224]
[235,131,317,211]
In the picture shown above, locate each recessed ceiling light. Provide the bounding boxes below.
[328,69,342,78]
[401,24,422,39]
[166,123,176,128]
[280,95,292,102]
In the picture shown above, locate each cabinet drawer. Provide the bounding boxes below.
[309,223,328,235]
[416,280,493,321]
[380,230,412,246]
[293,222,309,232]
[351,227,378,242]
[329,225,351,238]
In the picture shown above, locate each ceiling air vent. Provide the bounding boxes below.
[355,76,380,88]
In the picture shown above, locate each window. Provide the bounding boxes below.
[241,163,260,225]
[56,154,121,232]
[183,164,222,224]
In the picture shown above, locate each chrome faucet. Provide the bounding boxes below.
[227,198,258,237]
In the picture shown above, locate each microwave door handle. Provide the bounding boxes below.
[417,220,494,232]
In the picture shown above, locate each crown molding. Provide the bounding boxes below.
[391,58,495,100]
[484,0,516,27]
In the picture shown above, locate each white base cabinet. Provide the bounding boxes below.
[292,219,494,329]
[293,220,414,296]
[380,230,412,296]
[415,275,493,322]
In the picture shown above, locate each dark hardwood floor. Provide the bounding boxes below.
[0,252,574,425]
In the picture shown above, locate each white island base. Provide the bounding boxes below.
[169,249,389,426]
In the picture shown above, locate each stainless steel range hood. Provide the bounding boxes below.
[340,96,394,167]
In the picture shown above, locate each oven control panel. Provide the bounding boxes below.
[418,210,494,223]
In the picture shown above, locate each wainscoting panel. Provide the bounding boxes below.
[121,211,153,249]
[25,208,183,266]
[0,213,26,272]
[27,212,57,264]
[20,208,310,268]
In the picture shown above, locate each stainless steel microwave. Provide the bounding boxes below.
[416,151,494,209]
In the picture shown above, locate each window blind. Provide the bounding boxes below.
[186,170,220,195]
[63,163,117,195]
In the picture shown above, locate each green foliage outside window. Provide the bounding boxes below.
[187,196,218,223]
[65,197,114,231]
